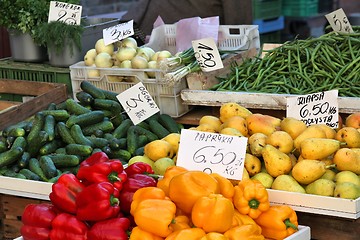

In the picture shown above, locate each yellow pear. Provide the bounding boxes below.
[334,182,360,199]
[246,113,281,136]
[219,102,252,123]
[251,172,274,188]
[280,117,307,139]
[293,125,327,150]
[199,115,222,133]
[244,153,262,176]
[335,126,360,148]
[300,138,342,160]
[266,130,294,154]
[314,124,337,139]
[320,169,337,181]
[219,127,244,136]
[333,148,360,174]
[271,174,306,193]
[220,115,248,137]
[291,159,332,185]
[248,132,268,157]
[262,144,293,178]
[335,170,360,186]
[305,178,336,196]
[345,112,360,129]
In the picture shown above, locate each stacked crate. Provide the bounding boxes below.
[252,0,284,44]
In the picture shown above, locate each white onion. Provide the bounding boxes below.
[116,47,137,62]
[131,56,148,69]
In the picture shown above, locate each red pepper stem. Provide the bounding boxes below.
[144,173,161,179]
[284,219,298,230]
[108,172,121,183]
[248,199,260,209]
[110,195,120,206]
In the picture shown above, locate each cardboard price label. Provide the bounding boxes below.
[192,37,223,72]
[325,8,354,33]
[48,1,82,25]
[176,129,247,180]
[103,20,135,46]
[116,82,159,125]
[286,90,339,128]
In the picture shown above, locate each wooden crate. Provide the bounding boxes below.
[0,194,50,240]
[0,79,68,130]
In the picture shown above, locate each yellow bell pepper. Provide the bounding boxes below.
[170,215,192,231]
[131,189,177,238]
[157,166,188,196]
[165,228,206,240]
[224,224,265,240]
[210,173,235,199]
[168,171,220,214]
[231,209,258,228]
[254,205,299,240]
[129,226,164,240]
[191,193,234,233]
[200,232,230,240]
[232,179,269,219]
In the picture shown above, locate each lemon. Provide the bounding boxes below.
[199,115,222,132]
[219,102,252,123]
[144,139,174,161]
[162,133,181,154]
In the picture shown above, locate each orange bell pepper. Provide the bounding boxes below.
[231,209,258,228]
[254,205,298,240]
[130,187,167,215]
[168,171,220,214]
[165,228,206,240]
[170,215,192,231]
[129,226,164,240]
[224,224,265,240]
[191,193,234,233]
[210,173,235,199]
[200,232,229,240]
[157,166,188,196]
[233,179,270,219]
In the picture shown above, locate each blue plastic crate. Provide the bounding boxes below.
[253,16,285,34]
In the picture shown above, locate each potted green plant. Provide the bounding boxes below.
[0,0,50,62]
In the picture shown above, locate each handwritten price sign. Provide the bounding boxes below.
[192,38,223,72]
[116,82,159,125]
[286,90,339,128]
[176,129,247,180]
[48,1,82,25]
[325,8,353,33]
[103,20,135,46]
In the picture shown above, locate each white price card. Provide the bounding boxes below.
[325,8,353,33]
[48,1,82,25]
[192,37,223,72]
[116,82,159,125]
[286,90,339,128]
[103,20,135,46]
[176,129,247,180]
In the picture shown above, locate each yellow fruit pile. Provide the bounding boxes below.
[191,103,360,200]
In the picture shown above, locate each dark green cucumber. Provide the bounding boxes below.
[19,168,41,181]
[10,136,27,150]
[86,136,109,148]
[1,170,18,178]
[145,112,160,123]
[81,120,114,136]
[17,151,31,169]
[39,155,58,179]
[134,125,158,142]
[47,102,57,110]
[112,119,133,138]
[126,126,138,156]
[80,81,106,99]
[102,89,119,101]
[26,112,45,143]
[65,98,92,115]
[0,147,24,168]
[66,110,105,128]
[109,149,132,162]
[110,114,123,128]
[65,144,93,157]
[76,91,94,106]
[136,121,151,131]
[48,154,80,168]
[148,119,171,139]
[0,141,7,153]
[93,99,122,114]
[2,121,31,138]
[137,134,149,148]
[70,124,94,147]
[58,165,80,175]
[41,109,71,122]
[29,158,48,181]
[44,114,56,141]
[109,137,127,150]
[55,147,67,155]
[134,146,145,156]
[57,122,76,144]
[39,140,63,155]
[158,113,180,133]
[7,127,26,137]
[27,130,49,157]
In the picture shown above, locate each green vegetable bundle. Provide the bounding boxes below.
[211,28,360,97]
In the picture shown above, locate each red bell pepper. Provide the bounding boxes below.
[49,213,88,240]
[49,173,85,214]
[77,159,127,191]
[76,181,121,222]
[119,173,157,214]
[125,162,154,176]
[87,217,130,240]
[80,151,109,167]
[20,203,58,240]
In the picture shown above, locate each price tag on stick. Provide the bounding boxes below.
[103,20,135,46]
[192,37,224,72]
[116,82,160,125]
[176,129,247,180]
[286,90,339,128]
[325,8,354,33]
[48,1,82,25]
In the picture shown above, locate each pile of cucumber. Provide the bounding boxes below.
[0,81,182,182]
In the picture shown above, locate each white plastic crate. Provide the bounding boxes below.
[69,62,190,118]
[145,24,261,54]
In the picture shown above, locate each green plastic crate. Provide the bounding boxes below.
[253,0,283,20]
[0,59,72,101]
[282,0,318,17]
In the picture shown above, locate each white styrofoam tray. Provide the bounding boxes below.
[13,226,310,240]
